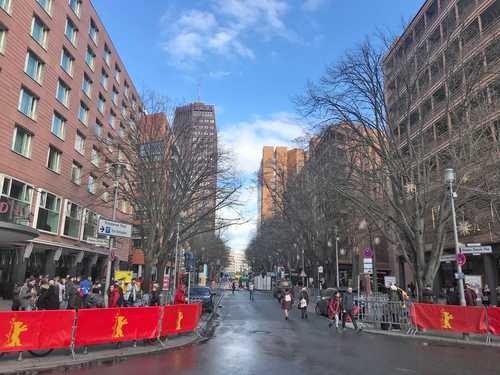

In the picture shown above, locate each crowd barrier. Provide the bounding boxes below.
[0,303,202,356]
[359,301,500,341]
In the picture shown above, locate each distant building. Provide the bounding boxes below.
[225,251,249,274]
[258,146,305,226]
[173,102,218,231]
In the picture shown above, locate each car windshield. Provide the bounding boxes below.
[190,288,210,296]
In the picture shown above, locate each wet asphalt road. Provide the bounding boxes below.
[57,291,500,375]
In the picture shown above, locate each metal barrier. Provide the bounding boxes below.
[358,300,413,333]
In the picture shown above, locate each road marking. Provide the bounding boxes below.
[395,368,416,373]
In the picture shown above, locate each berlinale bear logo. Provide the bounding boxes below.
[112,314,128,338]
[6,318,28,348]
[440,309,454,329]
[176,311,184,330]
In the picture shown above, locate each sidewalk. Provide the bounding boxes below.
[362,325,500,347]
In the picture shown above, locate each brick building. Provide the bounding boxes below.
[384,0,499,300]
[258,146,305,226]
[0,0,142,294]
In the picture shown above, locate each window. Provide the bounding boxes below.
[47,146,62,173]
[100,69,109,90]
[63,201,82,238]
[69,0,81,17]
[109,111,115,128]
[457,0,475,20]
[36,0,52,14]
[112,87,118,105]
[31,16,49,48]
[95,121,103,137]
[56,79,70,107]
[104,44,111,66]
[91,146,99,167]
[12,126,33,158]
[85,46,95,70]
[18,88,38,119]
[124,81,129,97]
[0,24,6,54]
[74,131,85,154]
[24,51,44,84]
[51,112,66,139]
[97,93,106,113]
[36,191,61,234]
[0,0,11,12]
[65,18,78,46]
[481,0,500,31]
[71,161,82,185]
[101,183,109,202]
[1,177,33,225]
[121,102,127,117]
[82,209,99,240]
[78,102,89,125]
[114,64,121,82]
[462,19,480,47]
[89,19,99,44]
[60,48,74,75]
[82,74,92,98]
[87,175,95,194]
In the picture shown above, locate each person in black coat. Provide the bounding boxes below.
[46,281,60,310]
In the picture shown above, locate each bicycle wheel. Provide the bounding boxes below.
[28,349,54,357]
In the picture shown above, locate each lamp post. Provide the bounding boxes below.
[104,163,123,307]
[334,226,340,289]
[444,168,466,306]
[171,221,181,303]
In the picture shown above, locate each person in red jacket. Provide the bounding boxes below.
[328,292,342,330]
[174,285,186,304]
[108,284,121,308]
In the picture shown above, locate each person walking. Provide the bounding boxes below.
[342,287,361,332]
[249,282,255,301]
[298,287,309,319]
[232,281,236,295]
[328,292,342,330]
[281,289,293,320]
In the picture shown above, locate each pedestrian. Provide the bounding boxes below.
[298,287,309,319]
[108,284,121,307]
[79,277,92,308]
[125,279,142,306]
[56,277,67,309]
[341,287,361,332]
[175,285,186,304]
[482,284,491,306]
[249,281,255,301]
[232,281,236,295]
[86,287,105,308]
[66,277,81,310]
[11,282,21,311]
[149,283,160,306]
[328,292,342,330]
[19,279,34,311]
[36,279,50,310]
[422,285,434,304]
[465,283,477,306]
[281,289,293,320]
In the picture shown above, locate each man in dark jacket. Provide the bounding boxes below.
[66,278,81,309]
[46,280,60,310]
[341,287,360,332]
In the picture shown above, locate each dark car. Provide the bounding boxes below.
[189,287,214,313]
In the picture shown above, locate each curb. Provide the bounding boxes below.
[363,328,500,348]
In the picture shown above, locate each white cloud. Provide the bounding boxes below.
[302,0,327,12]
[219,112,305,251]
[161,0,289,66]
[208,71,231,79]
[220,112,305,174]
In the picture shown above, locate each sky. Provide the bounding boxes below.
[93,0,426,252]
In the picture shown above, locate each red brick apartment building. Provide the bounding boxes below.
[0,0,143,295]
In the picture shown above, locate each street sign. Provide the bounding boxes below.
[98,219,132,238]
[86,236,109,247]
[459,245,492,255]
[363,258,373,274]
[363,247,373,258]
[440,254,456,262]
[318,266,323,273]
[456,252,466,267]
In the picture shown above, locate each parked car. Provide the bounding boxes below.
[189,287,214,313]
[272,280,292,301]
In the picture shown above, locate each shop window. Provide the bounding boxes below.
[36,191,61,234]
[63,201,82,238]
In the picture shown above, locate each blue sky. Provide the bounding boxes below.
[93,0,426,251]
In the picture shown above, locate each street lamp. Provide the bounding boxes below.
[104,163,124,307]
[444,168,466,306]
[334,225,340,289]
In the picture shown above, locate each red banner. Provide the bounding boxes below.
[0,310,75,352]
[412,303,487,334]
[487,307,500,336]
[75,307,161,346]
[161,304,201,336]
